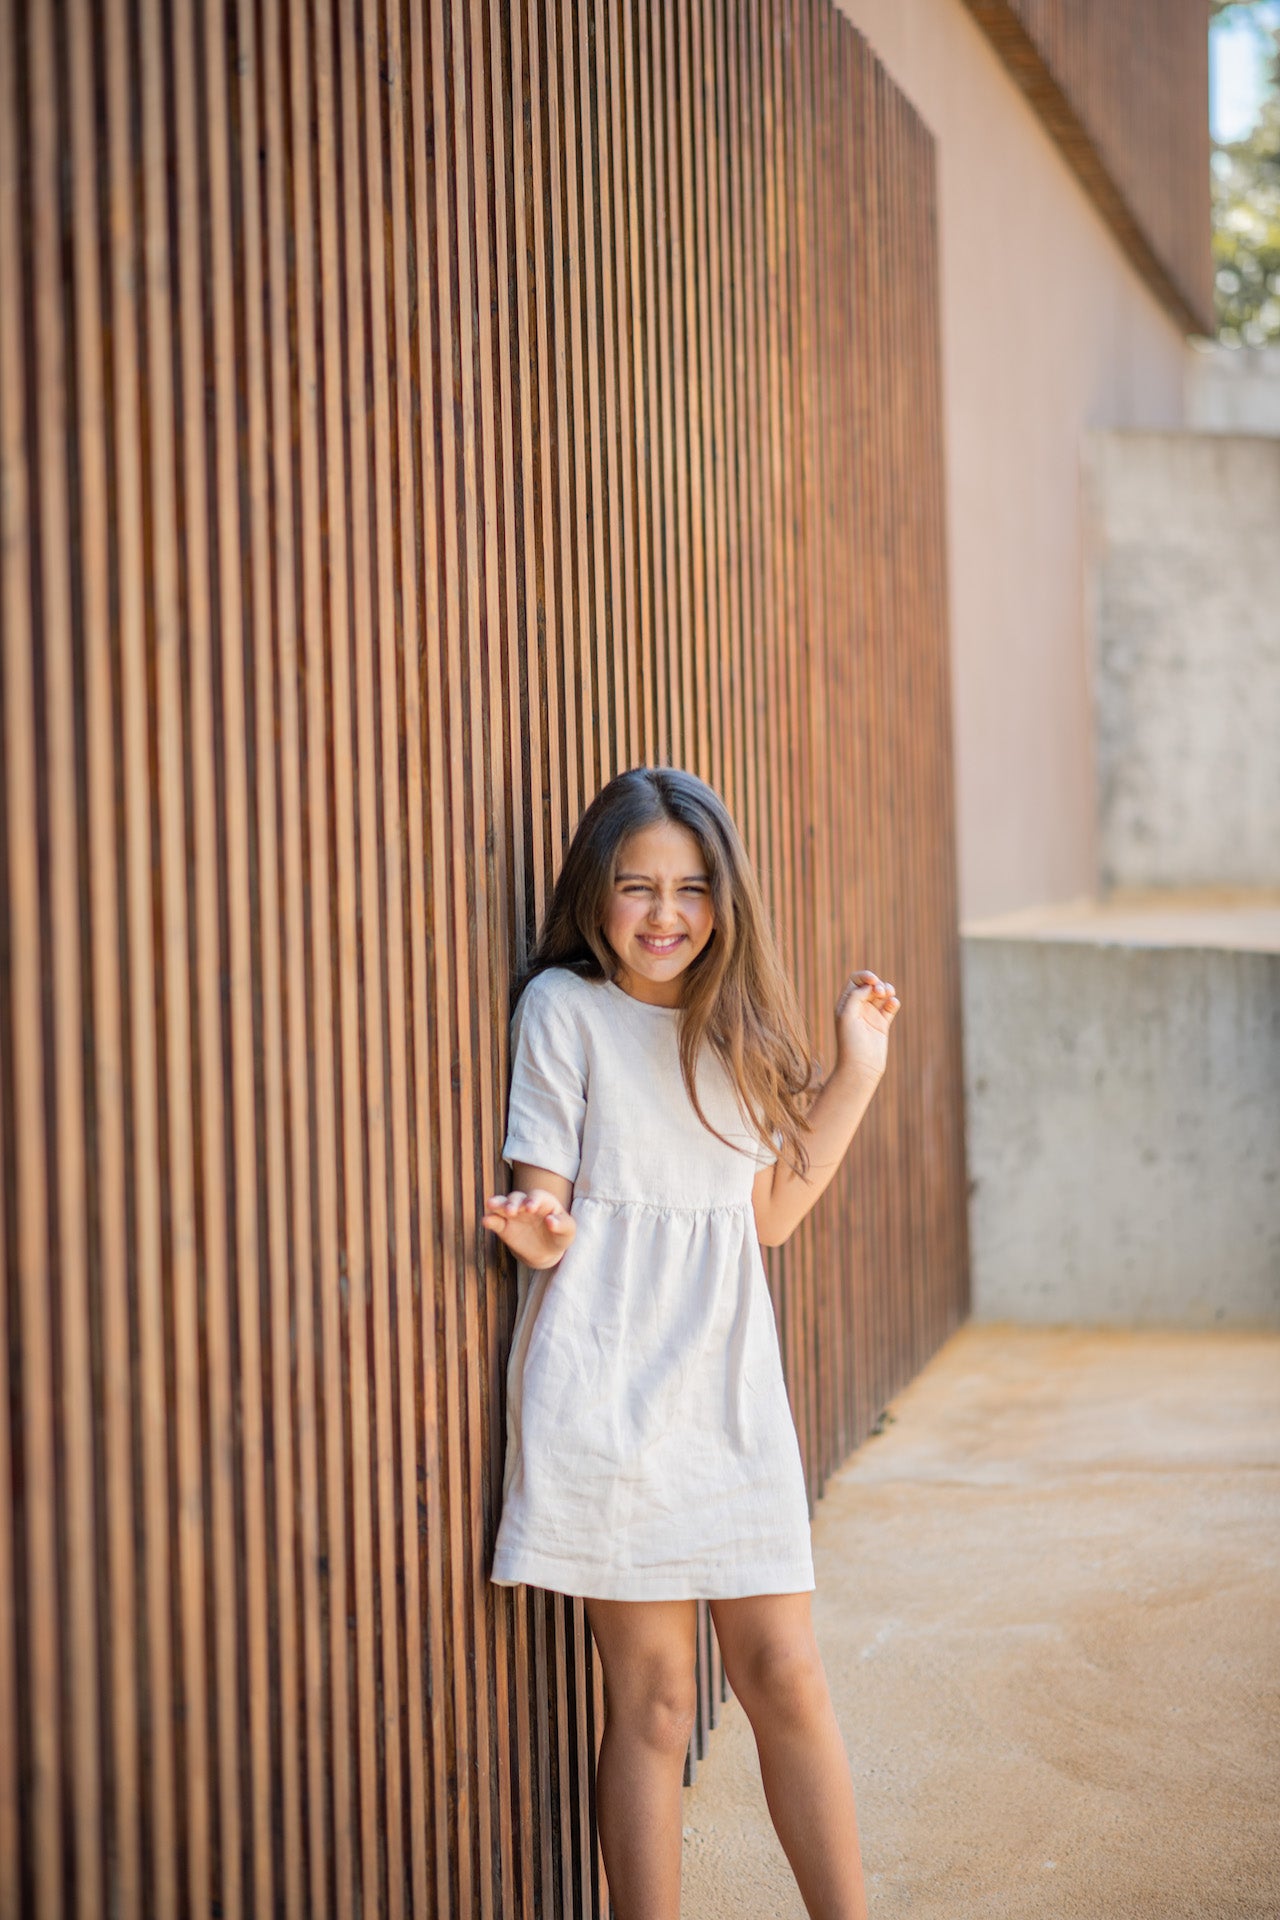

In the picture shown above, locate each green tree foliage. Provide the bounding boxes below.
[1211,13,1280,344]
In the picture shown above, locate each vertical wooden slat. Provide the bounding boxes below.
[292,0,357,1903]
[381,3,438,1913]
[268,0,339,1904]
[521,0,568,878]
[675,0,712,784]
[106,0,183,1903]
[390,3,457,1909]
[260,3,329,1908]
[27,0,103,1907]
[406,0,460,1904]
[541,0,582,838]
[598,0,637,778]
[326,0,385,1905]
[420,5,481,1912]
[461,5,523,1907]
[0,15,64,1915]
[663,3,699,777]
[0,1004,16,1918]
[242,0,304,1907]
[572,0,616,788]
[619,0,656,768]
[444,0,504,1908]
[169,0,243,1904]
[506,0,550,940]
[206,0,278,1895]
[552,0,593,815]
[709,0,736,804]
[645,1,679,767]
[354,3,410,1910]
[481,0,532,967]
[546,10,608,1847]
[722,0,761,899]
[81,0,143,1905]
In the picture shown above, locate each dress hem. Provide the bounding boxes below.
[490,1551,815,1602]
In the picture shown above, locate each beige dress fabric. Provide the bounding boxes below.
[491,966,814,1601]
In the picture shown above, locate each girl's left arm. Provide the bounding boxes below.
[752,970,900,1248]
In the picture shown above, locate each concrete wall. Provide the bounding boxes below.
[962,920,1280,1326]
[1087,431,1280,891]
[1186,344,1280,435]
[835,0,1193,919]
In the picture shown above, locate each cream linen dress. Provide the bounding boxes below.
[490,965,814,1600]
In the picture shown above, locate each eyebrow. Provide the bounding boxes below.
[615,870,710,883]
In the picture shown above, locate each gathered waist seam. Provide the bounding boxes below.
[574,1191,752,1217]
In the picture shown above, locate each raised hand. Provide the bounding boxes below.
[482,1187,577,1270]
[833,970,901,1083]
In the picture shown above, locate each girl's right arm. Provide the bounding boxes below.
[483,1162,576,1270]
[752,971,900,1247]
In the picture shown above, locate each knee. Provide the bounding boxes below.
[733,1639,829,1731]
[610,1666,698,1759]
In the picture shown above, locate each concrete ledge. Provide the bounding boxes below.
[962,886,1280,952]
[961,906,1280,1326]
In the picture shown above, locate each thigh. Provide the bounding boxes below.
[709,1591,825,1706]
[585,1597,698,1707]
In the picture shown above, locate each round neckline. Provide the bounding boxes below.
[605,979,683,1016]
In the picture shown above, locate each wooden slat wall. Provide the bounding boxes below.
[959,0,1213,334]
[0,0,968,1914]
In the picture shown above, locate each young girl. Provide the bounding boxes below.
[483,767,899,1920]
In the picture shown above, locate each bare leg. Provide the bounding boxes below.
[585,1597,699,1920]
[711,1593,867,1920]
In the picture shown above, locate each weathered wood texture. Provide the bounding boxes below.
[960,0,1213,333]
[0,0,967,1914]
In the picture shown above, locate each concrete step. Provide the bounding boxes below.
[960,892,1280,1327]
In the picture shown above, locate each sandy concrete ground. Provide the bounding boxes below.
[680,1325,1280,1919]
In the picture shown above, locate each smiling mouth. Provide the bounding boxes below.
[636,933,685,954]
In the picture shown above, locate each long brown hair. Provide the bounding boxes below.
[521,767,816,1172]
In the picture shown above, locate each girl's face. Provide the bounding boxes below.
[603,820,716,1006]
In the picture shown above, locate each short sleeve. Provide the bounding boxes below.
[501,978,588,1184]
